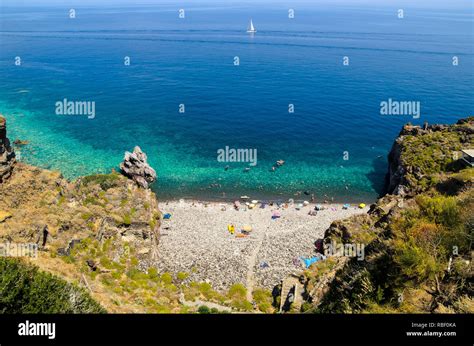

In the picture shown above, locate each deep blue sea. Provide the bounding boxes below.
[0,1,473,202]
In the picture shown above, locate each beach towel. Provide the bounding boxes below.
[301,256,321,268]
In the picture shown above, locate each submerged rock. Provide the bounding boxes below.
[13,139,29,146]
[0,115,16,183]
[120,146,157,189]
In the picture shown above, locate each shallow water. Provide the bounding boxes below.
[0,2,473,202]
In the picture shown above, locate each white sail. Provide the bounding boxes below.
[247,19,256,33]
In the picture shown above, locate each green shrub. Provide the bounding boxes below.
[252,288,274,313]
[227,283,247,299]
[198,305,210,314]
[227,284,252,311]
[177,272,189,281]
[416,195,462,230]
[81,173,121,190]
[126,268,148,281]
[0,258,105,313]
[148,268,159,280]
[160,273,173,285]
[84,196,104,206]
[122,213,132,226]
[394,239,440,283]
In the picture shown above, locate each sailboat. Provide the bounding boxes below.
[247,19,257,34]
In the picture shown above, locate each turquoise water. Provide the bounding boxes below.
[0,1,473,201]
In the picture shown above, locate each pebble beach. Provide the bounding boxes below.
[155,200,369,291]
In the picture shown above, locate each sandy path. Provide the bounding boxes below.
[246,231,265,301]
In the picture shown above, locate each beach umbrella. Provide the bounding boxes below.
[359,203,366,209]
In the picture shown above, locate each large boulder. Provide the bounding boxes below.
[119,146,157,189]
[0,116,16,183]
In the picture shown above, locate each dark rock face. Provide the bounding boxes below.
[0,116,16,183]
[120,146,157,189]
[386,138,406,196]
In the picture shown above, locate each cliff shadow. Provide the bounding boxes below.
[366,156,388,198]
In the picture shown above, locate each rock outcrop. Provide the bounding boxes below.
[386,118,473,196]
[120,146,157,189]
[0,116,15,183]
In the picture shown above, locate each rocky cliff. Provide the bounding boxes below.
[0,116,15,182]
[0,116,163,312]
[387,119,473,196]
[301,117,473,313]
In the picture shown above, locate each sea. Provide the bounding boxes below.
[0,0,473,202]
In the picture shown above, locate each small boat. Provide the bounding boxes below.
[276,160,285,167]
[247,19,257,34]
